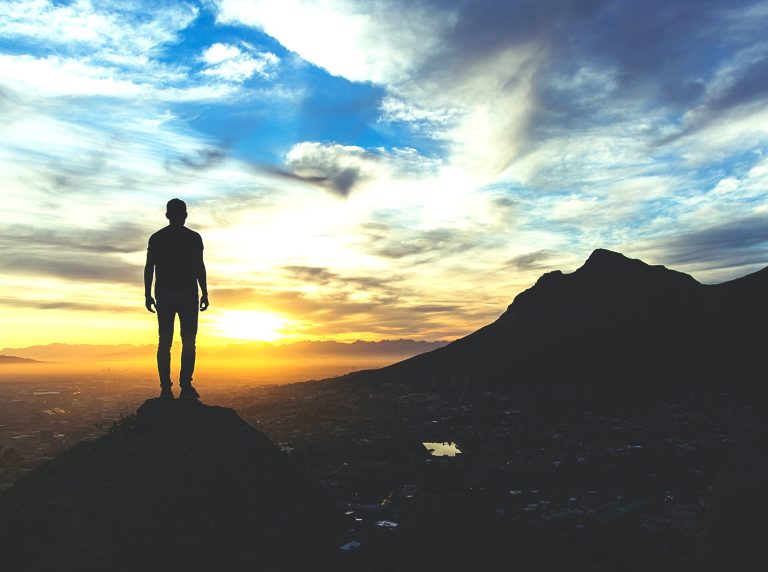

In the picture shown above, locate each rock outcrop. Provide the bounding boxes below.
[0,398,336,571]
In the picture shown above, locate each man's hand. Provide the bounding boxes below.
[200,295,209,312]
[145,296,156,313]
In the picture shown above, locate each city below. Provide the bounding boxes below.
[0,369,756,569]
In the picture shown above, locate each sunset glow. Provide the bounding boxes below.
[1,1,768,349]
[213,310,289,342]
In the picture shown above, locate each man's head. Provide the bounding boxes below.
[166,198,187,226]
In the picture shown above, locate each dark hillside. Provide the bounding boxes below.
[343,250,767,397]
[0,398,336,571]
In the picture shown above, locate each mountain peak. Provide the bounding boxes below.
[134,395,245,427]
[583,248,639,268]
[575,249,702,290]
[0,397,335,570]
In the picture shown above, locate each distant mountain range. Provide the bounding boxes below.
[0,354,44,364]
[217,338,448,359]
[0,339,448,362]
[342,249,767,391]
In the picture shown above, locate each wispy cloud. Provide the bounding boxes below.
[632,216,768,279]
[0,222,149,253]
[200,42,279,82]
[0,250,140,283]
[282,142,440,197]
[508,250,556,271]
[2,0,768,346]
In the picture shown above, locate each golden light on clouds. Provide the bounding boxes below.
[4,1,764,352]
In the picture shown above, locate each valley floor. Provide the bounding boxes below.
[0,373,760,570]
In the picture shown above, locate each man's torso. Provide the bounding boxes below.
[148,226,203,298]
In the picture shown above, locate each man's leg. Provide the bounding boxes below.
[178,296,199,391]
[156,299,175,392]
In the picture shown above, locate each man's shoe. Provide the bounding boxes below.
[179,385,200,399]
[159,386,174,398]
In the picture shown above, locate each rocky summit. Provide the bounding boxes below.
[341,249,768,394]
[0,398,336,571]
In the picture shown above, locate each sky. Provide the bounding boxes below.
[2,0,768,348]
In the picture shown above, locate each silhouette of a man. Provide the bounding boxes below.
[144,199,209,398]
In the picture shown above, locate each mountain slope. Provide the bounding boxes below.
[0,398,336,571]
[0,354,45,364]
[344,249,767,389]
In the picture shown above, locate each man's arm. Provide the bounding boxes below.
[198,250,209,312]
[144,251,156,313]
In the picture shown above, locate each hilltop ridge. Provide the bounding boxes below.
[0,398,335,571]
[340,249,767,392]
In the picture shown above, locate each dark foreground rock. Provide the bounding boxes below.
[702,426,768,572]
[0,398,336,571]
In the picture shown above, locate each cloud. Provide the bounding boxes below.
[212,0,544,174]
[4,0,768,345]
[703,52,768,114]
[0,54,149,98]
[282,265,394,291]
[0,3,283,104]
[200,42,279,82]
[0,220,151,285]
[0,52,243,102]
[378,95,461,126]
[167,148,229,173]
[0,222,149,254]
[211,265,491,340]
[214,0,456,84]
[0,74,286,209]
[203,286,483,340]
[508,250,555,270]
[634,216,768,275]
[0,1,214,100]
[0,250,140,283]
[282,142,438,197]
[362,223,487,263]
[0,296,134,313]
[0,0,198,53]
[210,0,556,175]
[655,42,768,151]
[202,42,243,65]
[216,0,768,185]
[284,142,374,196]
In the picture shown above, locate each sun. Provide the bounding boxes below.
[212,310,289,342]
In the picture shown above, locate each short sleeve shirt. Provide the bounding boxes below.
[147,226,204,298]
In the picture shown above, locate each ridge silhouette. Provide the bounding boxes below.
[0,398,335,571]
[339,249,768,400]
